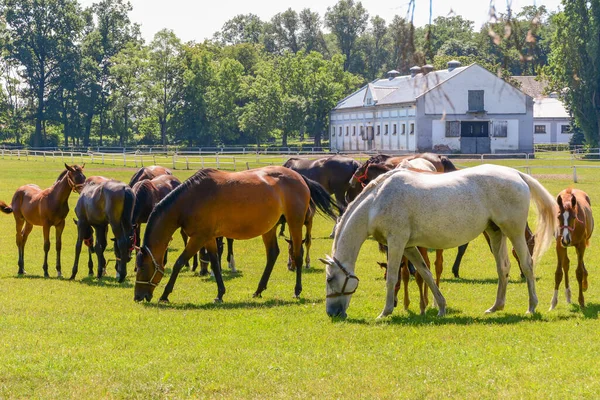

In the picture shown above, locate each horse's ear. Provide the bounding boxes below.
[557,195,563,209]
[319,255,335,266]
[64,163,74,172]
[571,195,577,208]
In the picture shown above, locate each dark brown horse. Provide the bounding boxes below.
[551,188,594,310]
[281,155,360,237]
[0,164,86,277]
[134,166,339,303]
[128,165,173,187]
[69,177,136,282]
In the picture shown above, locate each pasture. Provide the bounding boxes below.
[0,155,599,399]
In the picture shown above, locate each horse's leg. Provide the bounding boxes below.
[400,257,410,310]
[14,216,25,275]
[198,247,210,276]
[160,235,206,302]
[304,217,313,269]
[575,243,587,309]
[227,238,236,272]
[20,222,34,274]
[55,220,65,277]
[254,225,281,298]
[414,247,431,313]
[87,246,94,277]
[432,249,444,307]
[95,225,108,279]
[484,228,510,313]
[404,247,446,317]
[69,222,86,280]
[42,224,51,278]
[279,220,287,237]
[451,242,469,278]
[180,229,190,269]
[508,229,538,314]
[379,240,404,318]
[550,242,566,310]
[206,240,225,302]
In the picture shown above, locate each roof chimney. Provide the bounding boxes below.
[422,64,434,75]
[447,60,461,72]
[386,70,400,80]
[410,65,421,78]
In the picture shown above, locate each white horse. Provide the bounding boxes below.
[397,158,436,172]
[321,164,558,319]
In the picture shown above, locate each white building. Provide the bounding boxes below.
[329,62,534,154]
[511,76,572,144]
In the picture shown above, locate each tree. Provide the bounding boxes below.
[325,0,369,71]
[145,29,185,146]
[3,0,83,146]
[299,8,328,55]
[545,1,600,146]
[214,14,264,46]
[271,9,300,54]
[388,16,417,74]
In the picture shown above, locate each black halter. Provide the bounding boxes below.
[326,257,360,298]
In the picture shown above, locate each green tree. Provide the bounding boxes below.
[3,0,83,146]
[299,8,328,55]
[324,0,369,71]
[388,16,418,74]
[271,9,300,54]
[545,1,600,146]
[215,14,264,46]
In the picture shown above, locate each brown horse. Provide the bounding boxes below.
[0,164,86,277]
[551,188,594,310]
[128,165,172,187]
[69,177,136,282]
[134,166,339,303]
[281,155,360,237]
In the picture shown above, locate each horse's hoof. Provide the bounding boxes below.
[18,270,26,276]
[158,298,169,303]
[57,271,62,278]
[214,298,223,303]
[253,292,262,298]
[69,275,76,281]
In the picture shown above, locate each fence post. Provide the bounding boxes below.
[246,162,250,170]
[233,156,236,171]
[216,154,220,169]
[172,154,176,169]
[17,149,20,160]
[123,153,127,166]
[573,166,578,183]
[102,154,104,164]
[201,156,204,169]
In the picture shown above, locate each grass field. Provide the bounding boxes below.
[1,156,600,399]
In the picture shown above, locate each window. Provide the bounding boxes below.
[534,125,546,134]
[445,121,460,137]
[360,126,365,137]
[561,125,572,134]
[410,123,415,134]
[376,125,381,136]
[331,127,335,137]
[346,127,349,136]
[393,124,397,135]
[384,124,389,135]
[492,120,508,137]
[468,90,485,112]
[401,124,406,135]
[352,126,356,136]
[339,127,342,136]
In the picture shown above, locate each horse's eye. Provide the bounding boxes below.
[326,276,334,283]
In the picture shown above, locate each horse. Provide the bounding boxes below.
[281,155,360,237]
[550,188,594,310]
[69,177,136,282]
[128,165,172,187]
[73,218,96,277]
[0,164,87,277]
[134,166,339,303]
[321,164,558,319]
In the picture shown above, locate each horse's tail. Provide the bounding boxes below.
[440,156,458,172]
[0,200,13,214]
[301,176,340,221]
[517,171,559,264]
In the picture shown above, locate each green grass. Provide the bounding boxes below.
[0,156,599,398]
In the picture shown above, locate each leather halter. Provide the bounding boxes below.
[135,245,164,287]
[560,213,584,233]
[67,173,84,193]
[352,163,370,188]
[326,257,360,298]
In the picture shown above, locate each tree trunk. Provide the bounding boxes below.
[282,131,288,147]
[99,111,105,147]
[160,116,167,146]
[314,131,322,147]
[34,86,44,147]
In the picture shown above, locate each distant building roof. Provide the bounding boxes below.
[511,76,548,99]
[534,97,570,119]
[334,65,469,110]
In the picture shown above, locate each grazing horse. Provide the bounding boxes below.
[281,155,360,237]
[321,164,557,319]
[0,164,86,277]
[70,177,136,282]
[134,166,339,303]
[128,165,172,187]
[550,188,594,310]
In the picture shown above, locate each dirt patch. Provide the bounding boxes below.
[532,174,572,180]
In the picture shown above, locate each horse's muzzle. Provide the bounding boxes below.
[134,292,153,302]
[326,305,347,319]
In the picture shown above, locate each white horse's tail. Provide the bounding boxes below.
[517,171,559,264]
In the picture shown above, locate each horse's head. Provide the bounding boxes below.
[134,246,164,302]
[112,227,136,282]
[320,255,359,319]
[349,160,370,189]
[557,190,580,248]
[65,163,86,193]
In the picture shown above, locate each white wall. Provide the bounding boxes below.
[423,65,527,115]
[557,122,573,144]
[490,119,520,153]
[432,120,460,151]
[532,122,551,144]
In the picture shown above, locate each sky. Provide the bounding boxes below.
[78,0,563,44]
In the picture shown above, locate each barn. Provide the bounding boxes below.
[329,62,534,154]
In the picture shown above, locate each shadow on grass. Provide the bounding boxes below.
[571,302,600,319]
[440,276,536,285]
[72,275,134,288]
[141,296,324,311]
[195,270,244,283]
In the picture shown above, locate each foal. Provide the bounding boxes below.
[0,164,86,277]
[551,188,594,310]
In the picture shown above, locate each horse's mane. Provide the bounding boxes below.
[333,168,403,249]
[440,156,458,172]
[55,169,68,182]
[366,154,392,164]
[368,163,393,174]
[132,180,155,224]
[144,168,219,242]
[128,168,147,187]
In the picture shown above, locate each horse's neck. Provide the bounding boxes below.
[48,174,72,206]
[333,197,371,272]
[145,207,181,261]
